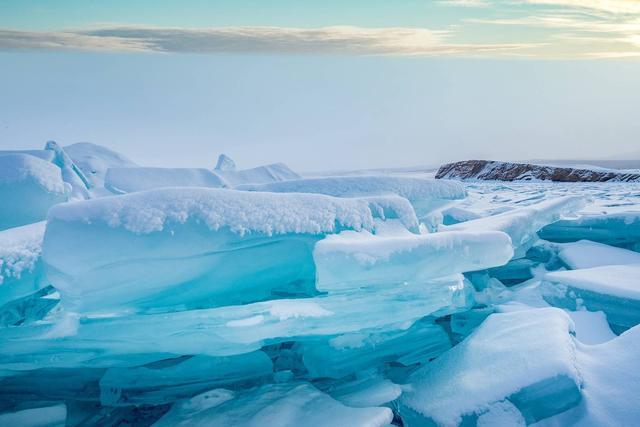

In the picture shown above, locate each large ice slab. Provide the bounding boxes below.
[239,175,466,224]
[0,222,48,307]
[446,196,584,257]
[0,403,66,427]
[544,264,640,331]
[556,240,640,269]
[399,308,582,426]
[105,167,228,193]
[0,154,68,230]
[154,383,393,427]
[0,276,464,369]
[42,188,410,314]
[314,224,512,292]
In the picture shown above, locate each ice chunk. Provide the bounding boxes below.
[0,277,464,368]
[64,142,138,196]
[539,211,640,247]
[301,318,451,379]
[329,375,402,408]
[399,308,582,426]
[215,162,300,186]
[99,352,272,406]
[154,383,393,427]
[0,149,55,162]
[476,401,525,427]
[0,154,68,230]
[567,310,616,345]
[314,226,513,292]
[446,196,585,258]
[0,403,66,427]
[544,265,640,331]
[105,167,228,193]
[43,188,405,314]
[239,175,466,223]
[0,221,47,307]
[215,154,236,171]
[557,240,640,269]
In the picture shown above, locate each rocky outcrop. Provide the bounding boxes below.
[436,160,640,182]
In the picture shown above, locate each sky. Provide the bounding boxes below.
[0,0,639,171]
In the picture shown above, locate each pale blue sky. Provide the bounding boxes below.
[1,1,639,170]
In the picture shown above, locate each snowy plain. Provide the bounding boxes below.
[0,142,639,426]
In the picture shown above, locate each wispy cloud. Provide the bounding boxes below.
[525,0,640,15]
[0,25,532,56]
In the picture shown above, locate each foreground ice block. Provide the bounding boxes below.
[239,175,466,224]
[399,308,582,426]
[100,351,272,406]
[105,167,228,193]
[539,212,640,247]
[0,154,68,230]
[446,196,584,258]
[314,226,513,292]
[0,276,464,369]
[154,383,393,427]
[543,264,640,332]
[0,222,48,307]
[42,188,413,314]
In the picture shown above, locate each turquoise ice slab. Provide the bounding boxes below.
[399,308,582,426]
[543,264,640,332]
[42,187,415,315]
[99,352,272,407]
[301,318,451,379]
[154,383,393,427]
[0,276,462,370]
[539,212,640,247]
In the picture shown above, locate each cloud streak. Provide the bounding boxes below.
[0,25,533,56]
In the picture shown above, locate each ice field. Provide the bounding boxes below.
[1,142,640,426]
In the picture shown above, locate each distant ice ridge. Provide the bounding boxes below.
[105,167,229,193]
[239,175,466,225]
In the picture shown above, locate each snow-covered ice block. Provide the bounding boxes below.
[0,149,55,162]
[556,240,640,269]
[64,142,138,196]
[42,188,409,314]
[154,383,393,427]
[0,154,68,230]
[44,141,92,200]
[105,167,228,193]
[544,264,640,332]
[99,351,272,406]
[0,403,66,427]
[314,226,513,292]
[447,196,585,258]
[0,277,463,369]
[301,318,451,379]
[399,308,582,426]
[0,222,48,307]
[539,212,640,247]
[239,175,466,223]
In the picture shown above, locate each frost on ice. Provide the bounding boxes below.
[0,143,640,426]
